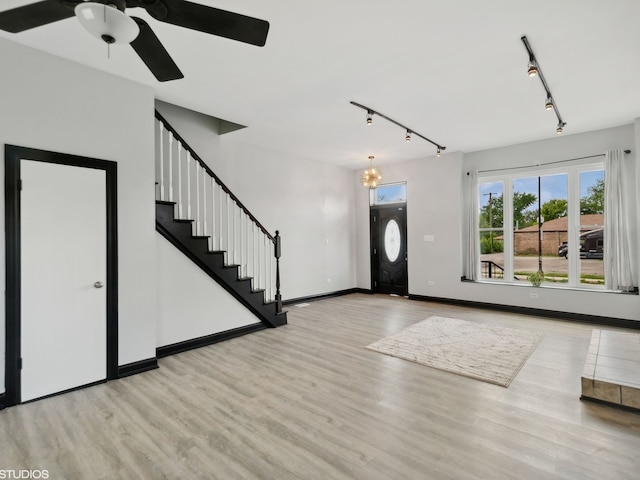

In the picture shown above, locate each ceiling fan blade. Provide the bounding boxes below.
[130,17,183,82]
[0,0,74,33]
[154,0,269,47]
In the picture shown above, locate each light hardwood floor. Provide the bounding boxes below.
[1,294,639,479]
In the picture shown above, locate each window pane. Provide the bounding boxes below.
[579,170,605,286]
[479,181,504,279]
[370,183,406,205]
[512,174,567,285]
[540,174,568,284]
[384,219,401,262]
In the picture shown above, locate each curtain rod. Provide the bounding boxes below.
[468,149,631,175]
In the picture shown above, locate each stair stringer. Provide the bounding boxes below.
[156,201,287,328]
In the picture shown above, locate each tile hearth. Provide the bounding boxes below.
[581,328,640,411]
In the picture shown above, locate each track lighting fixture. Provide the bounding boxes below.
[521,36,566,135]
[350,101,446,155]
[545,96,553,110]
[437,147,441,157]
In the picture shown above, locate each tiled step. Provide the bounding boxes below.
[581,329,640,411]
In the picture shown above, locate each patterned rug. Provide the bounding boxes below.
[365,316,544,387]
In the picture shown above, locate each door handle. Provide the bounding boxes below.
[94,281,104,289]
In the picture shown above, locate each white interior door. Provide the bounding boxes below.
[20,160,107,402]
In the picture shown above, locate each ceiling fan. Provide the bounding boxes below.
[0,0,270,82]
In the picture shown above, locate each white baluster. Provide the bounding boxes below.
[266,235,272,301]
[168,132,174,202]
[158,122,165,201]
[177,146,183,218]
[226,194,231,264]
[240,211,246,277]
[210,177,217,250]
[247,221,255,277]
[186,151,192,220]
[202,166,207,238]
[195,163,200,235]
[219,185,224,252]
[255,231,263,289]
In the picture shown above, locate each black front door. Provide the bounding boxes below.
[370,205,407,295]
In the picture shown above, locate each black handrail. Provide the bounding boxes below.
[155,110,274,242]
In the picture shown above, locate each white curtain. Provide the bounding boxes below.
[464,170,479,280]
[604,149,634,291]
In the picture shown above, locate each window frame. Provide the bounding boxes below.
[477,160,605,290]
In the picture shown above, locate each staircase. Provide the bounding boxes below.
[155,111,286,328]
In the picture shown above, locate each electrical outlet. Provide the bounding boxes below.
[529,293,538,299]
[427,281,435,286]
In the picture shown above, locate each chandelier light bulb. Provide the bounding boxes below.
[361,156,382,188]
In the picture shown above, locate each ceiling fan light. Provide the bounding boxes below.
[75,2,140,45]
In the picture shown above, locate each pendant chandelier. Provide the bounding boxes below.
[361,155,382,188]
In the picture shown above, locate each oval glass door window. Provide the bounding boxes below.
[384,219,401,262]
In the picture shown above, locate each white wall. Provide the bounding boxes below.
[156,234,257,347]
[0,38,157,394]
[355,152,465,293]
[356,124,639,321]
[155,101,357,301]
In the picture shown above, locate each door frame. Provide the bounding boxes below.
[370,203,408,295]
[4,145,118,407]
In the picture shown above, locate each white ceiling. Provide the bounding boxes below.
[2,0,640,169]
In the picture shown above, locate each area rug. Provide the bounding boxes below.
[365,316,544,387]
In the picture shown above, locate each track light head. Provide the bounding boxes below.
[556,123,564,134]
[545,96,553,110]
[527,60,538,77]
[436,147,441,157]
[366,110,373,125]
[405,130,411,142]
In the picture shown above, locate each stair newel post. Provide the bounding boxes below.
[274,230,282,314]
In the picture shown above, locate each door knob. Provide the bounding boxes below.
[94,281,104,288]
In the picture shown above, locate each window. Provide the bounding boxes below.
[370,182,406,206]
[478,162,605,288]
